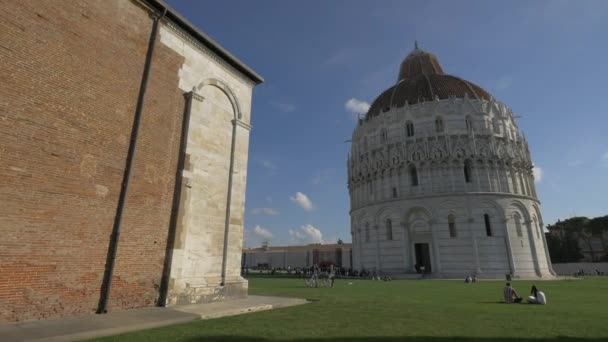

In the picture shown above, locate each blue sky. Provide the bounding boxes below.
[166,0,608,247]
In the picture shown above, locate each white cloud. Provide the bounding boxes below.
[259,159,277,170]
[345,98,370,120]
[533,166,543,183]
[290,192,314,211]
[252,225,273,240]
[271,101,296,113]
[250,207,279,216]
[311,169,335,185]
[495,76,513,91]
[289,224,323,244]
[312,175,322,185]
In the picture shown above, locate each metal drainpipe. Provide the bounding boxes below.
[220,118,239,286]
[157,90,195,307]
[96,6,167,314]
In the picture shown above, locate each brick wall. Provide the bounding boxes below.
[0,0,185,322]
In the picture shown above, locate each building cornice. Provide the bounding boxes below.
[140,0,264,85]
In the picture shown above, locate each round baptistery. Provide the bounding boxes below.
[347,44,554,279]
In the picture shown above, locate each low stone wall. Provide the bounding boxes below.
[552,263,608,275]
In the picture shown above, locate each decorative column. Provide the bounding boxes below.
[401,222,411,272]
[449,162,456,192]
[357,229,364,270]
[374,225,382,271]
[495,163,503,193]
[485,161,492,192]
[502,218,516,276]
[469,217,482,274]
[539,222,557,276]
[429,220,442,274]
[525,219,541,277]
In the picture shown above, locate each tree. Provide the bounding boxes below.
[546,218,584,263]
[588,215,608,261]
[565,217,594,261]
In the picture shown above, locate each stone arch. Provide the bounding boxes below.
[196,78,242,120]
[375,206,399,225]
[404,206,433,226]
[531,203,543,228]
[477,199,506,222]
[508,200,531,221]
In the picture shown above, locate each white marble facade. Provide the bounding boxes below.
[348,49,554,279]
[159,20,260,304]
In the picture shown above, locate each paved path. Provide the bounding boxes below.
[0,295,307,341]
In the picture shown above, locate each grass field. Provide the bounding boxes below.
[93,278,608,341]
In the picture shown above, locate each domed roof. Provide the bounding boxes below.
[366,44,492,119]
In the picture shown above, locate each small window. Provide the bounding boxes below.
[392,187,398,198]
[381,129,388,143]
[410,165,419,186]
[365,224,370,242]
[464,160,473,183]
[406,121,415,137]
[465,115,473,132]
[448,214,456,238]
[485,214,492,236]
[535,221,541,239]
[435,117,444,133]
[514,213,522,237]
[368,181,373,194]
[386,219,393,240]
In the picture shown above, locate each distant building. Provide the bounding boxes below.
[347,44,554,279]
[243,243,353,269]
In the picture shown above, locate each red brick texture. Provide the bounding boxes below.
[0,0,185,322]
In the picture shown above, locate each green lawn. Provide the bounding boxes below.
[93,278,608,341]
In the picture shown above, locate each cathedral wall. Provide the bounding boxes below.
[0,0,186,322]
[159,23,254,305]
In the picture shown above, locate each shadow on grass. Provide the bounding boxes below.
[184,337,607,342]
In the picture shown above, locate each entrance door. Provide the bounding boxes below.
[414,243,432,274]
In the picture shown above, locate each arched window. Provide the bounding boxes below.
[514,213,523,237]
[386,219,393,240]
[365,224,370,242]
[464,160,473,183]
[535,220,541,239]
[465,115,473,132]
[435,117,444,133]
[381,129,388,143]
[448,214,456,238]
[406,121,415,137]
[484,214,492,236]
[410,165,419,186]
[392,187,398,198]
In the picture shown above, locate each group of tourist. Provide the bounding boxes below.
[503,283,547,304]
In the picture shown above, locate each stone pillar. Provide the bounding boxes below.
[495,164,503,193]
[472,236,482,275]
[357,229,364,270]
[429,220,442,274]
[539,223,556,276]
[502,218,516,275]
[401,222,411,272]
[374,225,381,271]
[525,219,541,276]
[485,161,492,192]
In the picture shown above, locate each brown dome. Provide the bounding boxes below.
[366,46,492,119]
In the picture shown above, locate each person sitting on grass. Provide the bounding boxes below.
[527,285,547,305]
[503,282,522,303]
